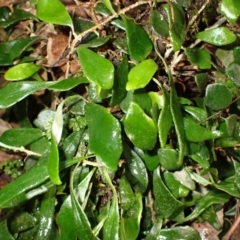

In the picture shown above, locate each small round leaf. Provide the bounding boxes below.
[205,83,232,110]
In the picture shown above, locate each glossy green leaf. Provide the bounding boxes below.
[48,134,61,185]
[163,3,186,51]
[0,128,43,147]
[196,27,237,46]
[123,143,149,193]
[80,36,111,48]
[8,211,37,234]
[159,227,200,240]
[57,193,96,240]
[158,148,181,170]
[48,77,89,91]
[184,117,222,142]
[183,106,207,122]
[184,190,230,222]
[102,168,119,240]
[110,55,128,106]
[194,73,208,94]
[185,48,211,69]
[126,59,158,90]
[119,175,135,211]
[158,88,172,148]
[0,78,87,109]
[85,103,122,171]
[100,0,115,14]
[0,220,14,240]
[0,9,38,28]
[233,46,240,64]
[169,71,186,166]
[163,171,189,198]
[153,168,184,219]
[119,193,142,240]
[226,62,240,86]
[173,168,195,190]
[150,9,169,37]
[205,83,232,110]
[4,63,41,81]
[201,206,222,230]
[37,0,73,28]
[77,47,114,89]
[123,102,157,150]
[0,36,38,66]
[122,15,153,62]
[35,185,56,240]
[220,0,240,22]
[0,157,81,208]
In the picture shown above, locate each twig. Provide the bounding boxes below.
[70,0,151,53]
[222,213,240,240]
[0,142,41,157]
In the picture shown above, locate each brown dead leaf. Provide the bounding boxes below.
[0,150,22,163]
[47,31,69,67]
[192,221,220,240]
[0,118,12,136]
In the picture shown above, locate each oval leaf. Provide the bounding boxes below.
[126,59,158,90]
[4,63,41,81]
[205,83,232,110]
[77,47,114,89]
[196,27,237,46]
[226,62,240,86]
[122,15,152,62]
[85,103,122,171]
[123,102,157,150]
[220,0,240,23]
[37,0,73,28]
[185,48,211,69]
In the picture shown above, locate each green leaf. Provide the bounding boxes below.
[153,168,184,219]
[183,117,222,142]
[110,55,128,106]
[0,9,38,28]
[185,48,211,69]
[48,134,62,185]
[123,102,157,150]
[183,106,207,122]
[35,185,56,240]
[85,103,122,171]
[119,193,142,240]
[0,220,14,240]
[0,128,43,147]
[163,3,186,51]
[196,27,237,46]
[80,36,111,48]
[184,190,230,222]
[56,193,96,240]
[158,88,172,148]
[220,0,240,23]
[0,157,81,208]
[4,63,41,81]
[0,37,38,66]
[194,73,208,94]
[205,83,232,110]
[226,62,240,86]
[100,0,116,14]
[122,15,153,62]
[158,148,181,170]
[123,143,149,193]
[126,59,158,90]
[169,72,186,166]
[159,227,200,240]
[102,168,119,240]
[36,0,73,28]
[77,47,114,89]
[150,9,169,37]
[0,78,87,109]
